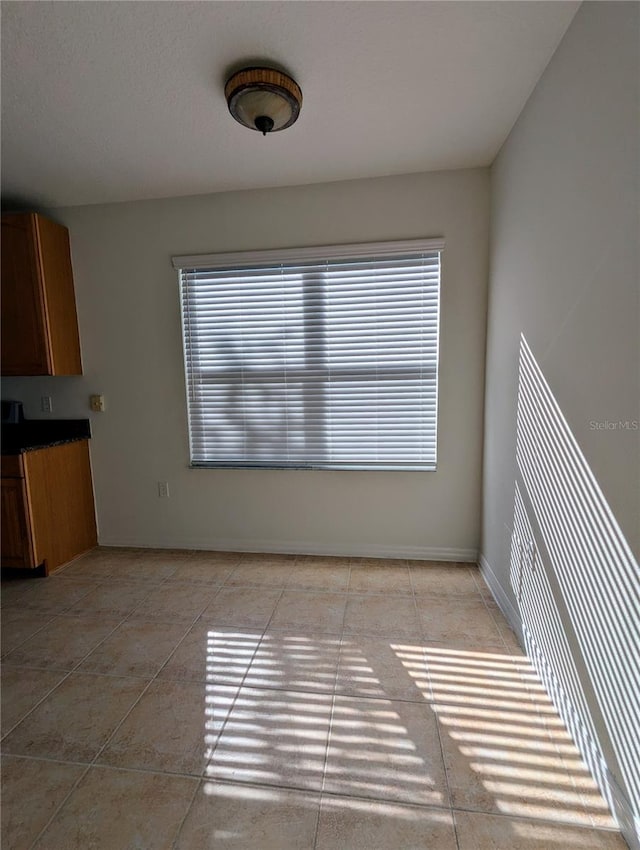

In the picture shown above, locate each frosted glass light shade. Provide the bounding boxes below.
[225,67,302,135]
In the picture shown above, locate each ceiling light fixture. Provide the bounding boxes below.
[224,67,302,136]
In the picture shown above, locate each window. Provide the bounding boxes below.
[174,238,442,470]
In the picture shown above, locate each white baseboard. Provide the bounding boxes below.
[97,536,478,563]
[478,552,523,642]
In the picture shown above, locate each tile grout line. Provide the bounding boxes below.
[169,773,204,850]
[117,572,222,629]
[445,802,617,830]
[11,610,134,727]
[87,603,223,771]
[5,750,206,782]
[433,705,461,850]
[244,558,320,850]
[408,563,434,701]
[311,560,351,850]
[186,582,287,776]
[201,584,284,754]
[8,748,618,837]
[312,560,354,850]
[410,564,461,849]
[171,586,288,848]
[0,581,99,658]
[26,762,93,850]
[1,666,76,743]
[1,611,132,744]
[3,668,549,712]
[146,584,230,678]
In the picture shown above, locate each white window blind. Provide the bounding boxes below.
[174,238,442,470]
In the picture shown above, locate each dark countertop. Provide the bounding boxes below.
[1,419,92,455]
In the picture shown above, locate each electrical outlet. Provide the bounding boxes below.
[157,481,170,498]
[41,396,53,413]
[90,394,106,412]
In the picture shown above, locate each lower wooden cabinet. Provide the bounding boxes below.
[1,476,35,567]
[0,440,97,574]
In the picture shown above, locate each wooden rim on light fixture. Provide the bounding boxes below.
[224,67,302,134]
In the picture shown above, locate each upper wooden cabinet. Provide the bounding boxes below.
[1,212,82,376]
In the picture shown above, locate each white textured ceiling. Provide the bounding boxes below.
[1,1,578,208]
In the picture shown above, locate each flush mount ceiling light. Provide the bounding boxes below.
[224,67,302,136]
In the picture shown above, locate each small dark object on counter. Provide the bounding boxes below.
[1,400,25,424]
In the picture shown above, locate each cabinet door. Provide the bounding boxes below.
[1,214,52,375]
[24,440,97,572]
[36,215,82,375]
[1,478,35,568]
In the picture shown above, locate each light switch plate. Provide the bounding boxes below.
[90,394,105,412]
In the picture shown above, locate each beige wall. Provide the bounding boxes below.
[482,0,639,595]
[481,3,639,842]
[4,168,489,557]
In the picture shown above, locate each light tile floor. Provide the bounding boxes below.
[0,548,627,849]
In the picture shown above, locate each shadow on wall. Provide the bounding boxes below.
[511,334,640,846]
